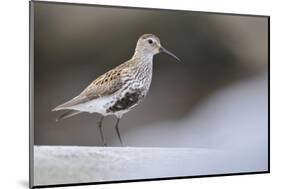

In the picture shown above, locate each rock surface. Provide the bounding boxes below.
[33,145,266,186]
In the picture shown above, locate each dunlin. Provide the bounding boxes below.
[52,34,180,146]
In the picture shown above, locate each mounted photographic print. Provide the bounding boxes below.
[29,0,270,188]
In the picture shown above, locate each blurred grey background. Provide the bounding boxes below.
[33,2,268,147]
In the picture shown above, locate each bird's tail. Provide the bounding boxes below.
[56,110,81,122]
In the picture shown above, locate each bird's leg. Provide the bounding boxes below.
[98,116,106,146]
[114,118,123,146]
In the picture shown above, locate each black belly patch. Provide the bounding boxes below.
[107,90,143,113]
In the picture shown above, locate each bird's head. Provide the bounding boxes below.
[134,34,180,62]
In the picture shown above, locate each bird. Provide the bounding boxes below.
[52,34,180,146]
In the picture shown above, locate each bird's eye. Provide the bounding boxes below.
[148,39,153,44]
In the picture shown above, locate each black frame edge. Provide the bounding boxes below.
[32,171,269,188]
[31,0,269,18]
[29,1,35,188]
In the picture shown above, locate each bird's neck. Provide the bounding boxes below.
[132,51,154,66]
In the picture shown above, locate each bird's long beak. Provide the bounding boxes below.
[159,47,181,62]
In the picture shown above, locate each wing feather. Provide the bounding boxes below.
[52,62,130,111]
